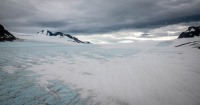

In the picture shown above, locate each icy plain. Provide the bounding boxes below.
[0,37,200,105]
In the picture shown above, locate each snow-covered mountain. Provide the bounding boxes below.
[37,29,91,44]
[37,29,54,36]
[178,26,200,38]
[0,24,17,42]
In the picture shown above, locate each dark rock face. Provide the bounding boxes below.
[64,34,90,44]
[178,26,200,38]
[37,30,91,44]
[0,24,17,42]
[37,30,54,36]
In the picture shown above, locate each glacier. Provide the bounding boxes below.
[0,37,200,105]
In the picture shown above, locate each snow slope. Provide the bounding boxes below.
[15,30,90,44]
[16,34,79,45]
[25,37,200,105]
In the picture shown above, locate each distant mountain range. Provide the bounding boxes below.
[0,24,17,42]
[37,29,91,44]
[1,23,199,43]
[0,24,91,44]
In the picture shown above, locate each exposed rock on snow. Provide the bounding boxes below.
[37,29,91,44]
[37,29,54,36]
[0,24,17,42]
[174,36,200,49]
[178,26,200,38]
[175,41,200,48]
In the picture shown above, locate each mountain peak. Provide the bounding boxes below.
[37,29,53,36]
[36,29,91,44]
[178,26,200,39]
[0,24,17,42]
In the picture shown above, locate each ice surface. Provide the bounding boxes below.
[1,37,200,105]
[0,69,87,105]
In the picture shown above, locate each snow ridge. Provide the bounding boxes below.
[37,30,91,44]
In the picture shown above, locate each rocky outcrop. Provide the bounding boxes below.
[37,29,54,36]
[37,30,91,44]
[0,24,17,42]
[178,26,200,38]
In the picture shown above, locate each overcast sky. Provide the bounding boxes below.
[0,0,200,43]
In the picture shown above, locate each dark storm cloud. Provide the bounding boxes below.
[34,21,67,28]
[117,14,200,29]
[161,0,193,6]
[0,0,200,34]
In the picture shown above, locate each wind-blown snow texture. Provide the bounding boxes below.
[0,38,200,105]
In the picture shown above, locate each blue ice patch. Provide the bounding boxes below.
[156,41,173,47]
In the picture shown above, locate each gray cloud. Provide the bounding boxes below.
[34,21,67,28]
[0,0,200,35]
